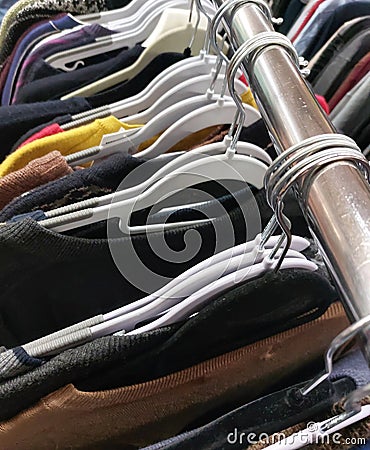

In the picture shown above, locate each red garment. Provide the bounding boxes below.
[239,74,248,86]
[328,53,370,109]
[291,0,327,43]
[315,94,330,114]
[19,123,64,148]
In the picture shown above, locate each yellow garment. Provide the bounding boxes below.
[241,88,258,109]
[0,117,141,177]
[0,90,257,177]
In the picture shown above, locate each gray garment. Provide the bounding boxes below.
[294,0,370,60]
[330,72,370,139]
[312,29,370,97]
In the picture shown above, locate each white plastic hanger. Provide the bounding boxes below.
[114,56,228,117]
[67,100,260,166]
[62,9,215,99]
[95,249,312,337]
[66,94,238,166]
[77,0,174,25]
[48,3,215,71]
[127,256,318,335]
[121,73,247,124]
[48,140,270,221]
[137,100,260,159]
[63,54,229,127]
[42,145,269,233]
[262,405,370,450]
[105,235,310,317]
[103,0,214,31]
[22,234,311,357]
[62,0,229,125]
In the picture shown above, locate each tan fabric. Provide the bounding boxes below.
[0,303,348,450]
[0,150,73,209]
[249,397,370,450]
[167,125,227,152]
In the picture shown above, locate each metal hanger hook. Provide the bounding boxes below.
[194,0,213,53]
[188,0,201,49]
[188,0,194,22]
[318,381,370,434]
[210,0,273,56]
[300,315,370,397]
[208,0,261,98]
[226,38,256,151]
[209,0,247,66]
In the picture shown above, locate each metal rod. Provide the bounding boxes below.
[214,1,370,360]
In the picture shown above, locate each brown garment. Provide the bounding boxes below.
[0,303,349,450]
[0,150,73,210]
[167,125,228,152]
[249,397,370,450]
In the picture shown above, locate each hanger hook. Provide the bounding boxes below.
[195,0,213,54]
[300,315,370,397]
[207,1,239,96]
[225,38,253,151]
[188,0,201,49]
[209,0,244,66]
[208,55,226,95]
[210,0,274,57]
[317,381,370,434]
[271,202,292,271]
[211,2,274,152]
[188,0,194,22]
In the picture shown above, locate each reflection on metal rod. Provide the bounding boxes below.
[213,0,370,361]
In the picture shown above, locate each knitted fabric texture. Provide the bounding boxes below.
[18,123,63,147]
[0,150,73,209]
[0,0,108,65]
[0,303,349,449]
[0,116,141,176]
[0,98,91,161]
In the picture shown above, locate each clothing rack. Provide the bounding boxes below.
[213,0,370,362]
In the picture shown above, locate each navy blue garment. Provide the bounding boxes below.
[10,114,73,153]
[0,97,91,163]
[278,0,306,35]
[294,0,370,60]
[307,15,370,84]
[87,51,190,108]
[142,349,370,450]
[2,14,83,106]
[271,0,291,17]
[9,210,47,222]
[351,442,370,450]
[15,45,144,104]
